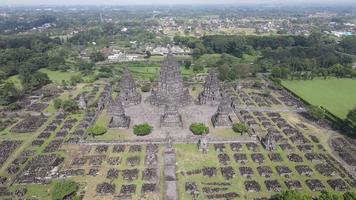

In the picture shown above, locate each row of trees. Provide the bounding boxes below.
[175,33,355,80]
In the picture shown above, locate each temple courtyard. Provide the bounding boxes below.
[0,53,355,200]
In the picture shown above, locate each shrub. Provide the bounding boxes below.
[69,75,83,86]
[87,125,107,137]
[53,98,62,110]
[308,105,325,121]
[62,99,79,113]
[232,123,248,134]
[51,180,78,200]
[133,123,152,136]
[190,123,209,135]
[141,84,151,92]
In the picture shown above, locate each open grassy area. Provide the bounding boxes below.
[39,68,81,84]
[282,78,356,119]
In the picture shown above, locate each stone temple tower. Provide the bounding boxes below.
[148,52,191,107]
[199,68,221,105]
[108,97,130,129]
[211,95,233,128]
[119,67,141,106]
[160,97,183,128]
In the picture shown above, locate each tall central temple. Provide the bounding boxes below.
[148,52,191,107]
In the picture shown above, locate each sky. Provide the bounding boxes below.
[0,0,355,5]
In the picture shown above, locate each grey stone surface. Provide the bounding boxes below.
[108,97,130,129]
[212,95,233,128]
[199,68,221,105]
[119,67,141,106]
[148,52,191,107]
[160,98,183,128]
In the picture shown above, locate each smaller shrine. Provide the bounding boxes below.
[108,97,130,129]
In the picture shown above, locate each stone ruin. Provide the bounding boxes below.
[160,97,183,128]
[108,97,130,129]
[148,52,191,107]
[198,136,209,153]
[78,94,87,110]
[198,68,220,105]
[118,68,141,106]
[261,132,276,151]
[211,95,233,128]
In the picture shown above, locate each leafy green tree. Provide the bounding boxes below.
[61,99,79,113]
[190,123,209,135]
[133,123,153,136]
[184,60,191,69]
[70,75,83,86]
[232,123,248,135]
[48,54,65,71]
[87,125,107,137]
[309,105,325,121]
[0,82,21,105]
[51,180,78,200]
[329,64,345,78]
[90,51,105,62]
[19,71,51,92]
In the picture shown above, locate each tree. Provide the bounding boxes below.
[19,71,51,92]
[232,123,248,135]
[190,123,209,135]
[51,180,78,200]
[329,64,345,78]
[87,125,107,137]
[0,82,21,105]
[90,51,105,62]
[61,99,79,113]
[48,54,65,71]
[70,75,83,86]
[184,60,191,69]
[133,123,152,136]
[309,105,325,121]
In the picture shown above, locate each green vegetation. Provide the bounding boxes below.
[189,123,209,135]
[232,122,249,135]
[274,190,311,200]
[51,180,78,200]
[133,123,152,136]
[282,78,356,119]
[141,83,151,92]
[53,98,79,113]
[308,105,326,121]
[345,107,356,134]
[87,125,108,137]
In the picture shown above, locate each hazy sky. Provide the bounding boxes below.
[0,0,355,5]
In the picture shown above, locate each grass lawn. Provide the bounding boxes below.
[282,78,356,119]
[39,68,81,84]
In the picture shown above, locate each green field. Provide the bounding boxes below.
[282,78,356,119]
[39,68,81,84]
